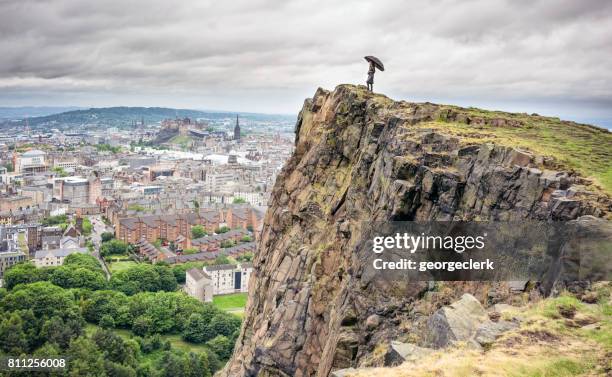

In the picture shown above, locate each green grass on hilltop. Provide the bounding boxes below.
[338,85,612,194]
[421,115,612,194]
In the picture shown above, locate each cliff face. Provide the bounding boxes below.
[222,85,611,377]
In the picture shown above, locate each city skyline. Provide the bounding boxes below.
[1,0,611,127]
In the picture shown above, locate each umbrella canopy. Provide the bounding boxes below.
[364,56,384,71]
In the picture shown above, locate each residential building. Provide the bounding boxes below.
[204,262,252,295]
[0,250,26,278]
[33,247,88,267]
[185,268,213,302]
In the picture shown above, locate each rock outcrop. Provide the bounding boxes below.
[221,85,611,377]
[427,294,517,349]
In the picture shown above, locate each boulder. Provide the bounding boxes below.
[427,294,487,348]
[384,341,434,366]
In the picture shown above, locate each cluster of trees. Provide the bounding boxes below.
[0,253,242,376]
[4,254,106,290]
[100,239,129,257]
[110,264,178,295]
[0,282,220,376]
[6,255,180,296]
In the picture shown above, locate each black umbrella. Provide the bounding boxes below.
[364,56,384,71]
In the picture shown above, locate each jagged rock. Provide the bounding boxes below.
[427,294,488,348]
[220,85,610,377]
[384,341,434,366]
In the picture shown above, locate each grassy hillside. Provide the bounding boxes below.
[349,85,611,194]
[430,106,612,194]
[351,283,611,377]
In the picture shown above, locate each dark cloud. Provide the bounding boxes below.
[0,0,610,126]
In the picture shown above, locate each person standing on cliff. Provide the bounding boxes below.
[366,62,375,91]
[364,56,384,92]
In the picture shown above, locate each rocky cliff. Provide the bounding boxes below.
[221,85,611,377]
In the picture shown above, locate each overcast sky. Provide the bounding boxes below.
[1,0,611,126]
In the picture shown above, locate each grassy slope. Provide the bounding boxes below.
[350,283,611,377]
[425,107,612,194]
[348,85,612,195]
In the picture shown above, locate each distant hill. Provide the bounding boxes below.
[0,106,83,120]
[3,106,295,129]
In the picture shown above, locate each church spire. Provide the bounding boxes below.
[234,114,241,141]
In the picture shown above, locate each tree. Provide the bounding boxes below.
[132,316,153,337]
[40,316,84,350]
[100,239,129,257]
[82,290,130,326]
[3,262,44,289]
[0,281,78,319]
[110,264,177,295]
[99,315,115,329]
[206,335,233,359]
[104,361,137,377]
[0,313,28,354]
[92,329,135,365]
[101,232,115,242]
[82,217,93,236]
[209,313,241,338]
[64,253,104,274]
[191,225,206,239]
[67,337,106,377]
[182,313,210,343]
[232,197,246,204]
[51,267,107,290]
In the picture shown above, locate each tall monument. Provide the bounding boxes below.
[234,115,241,141]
